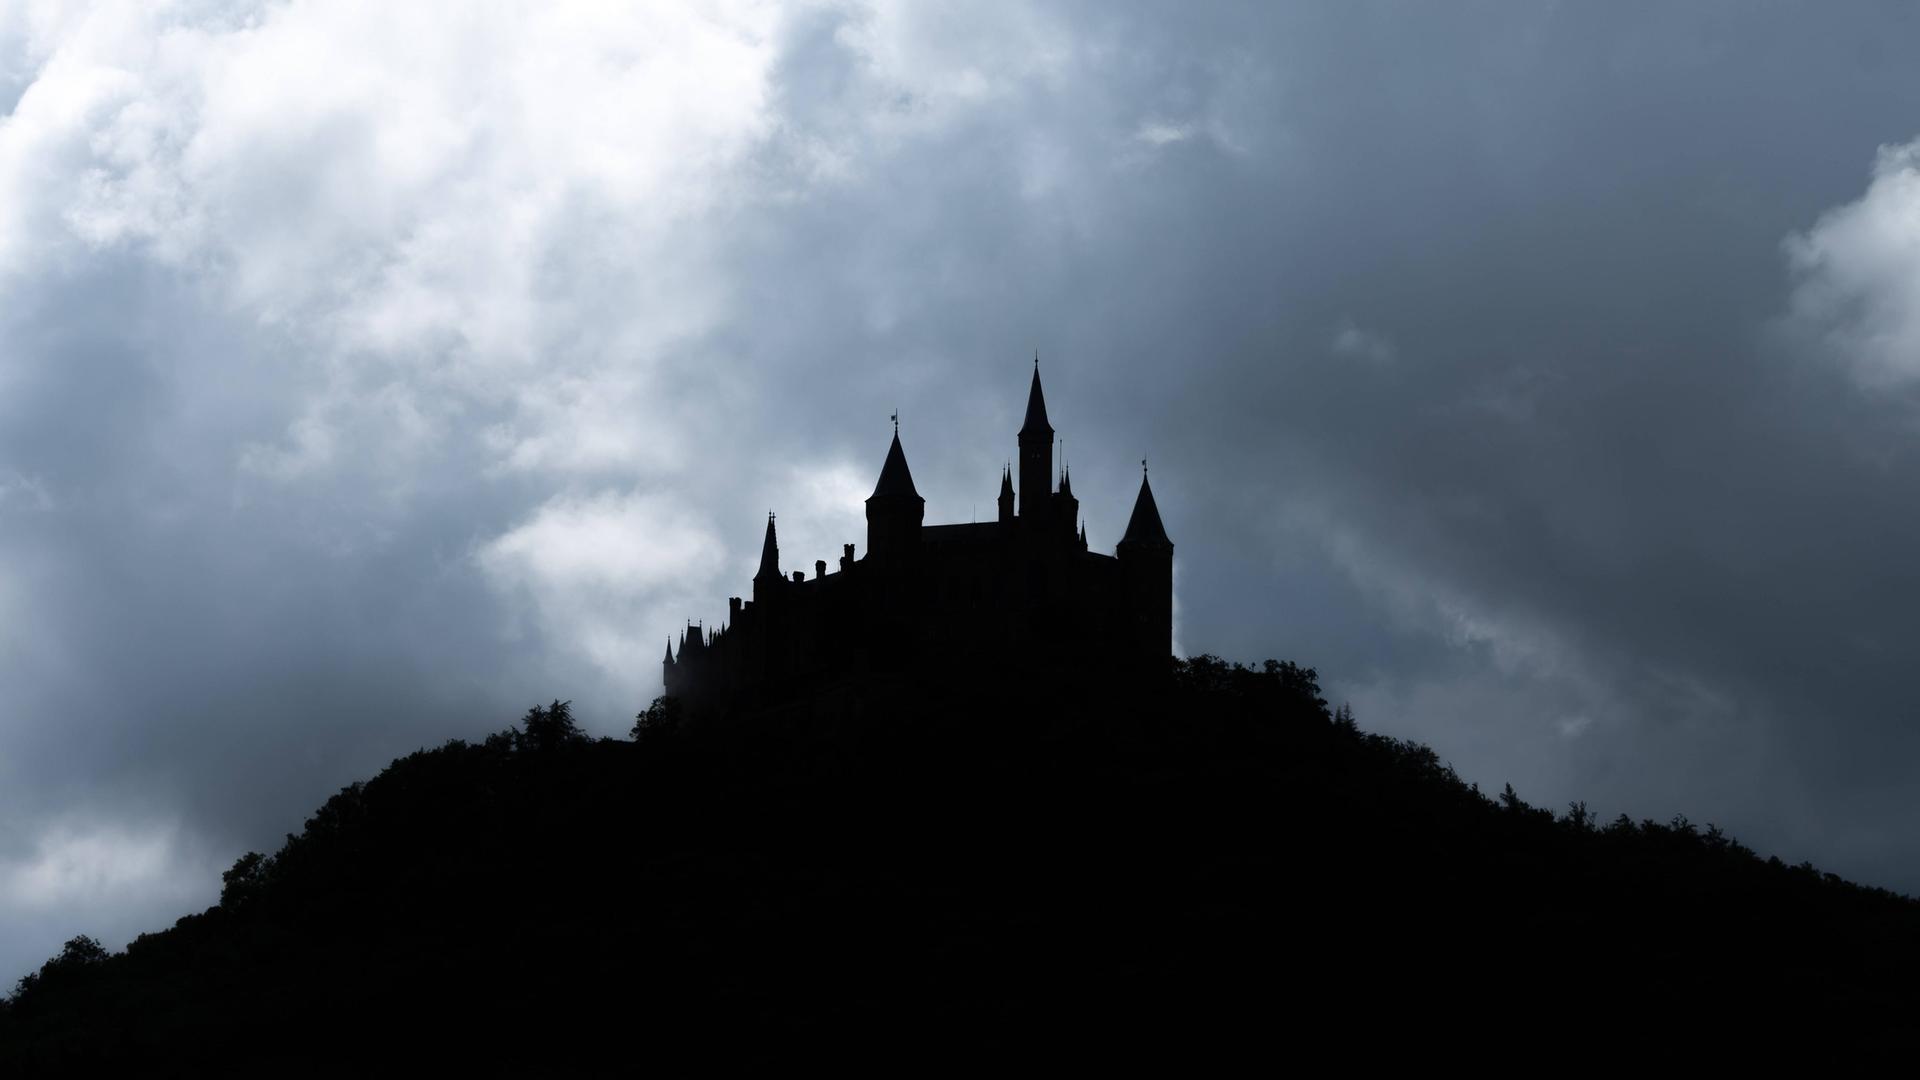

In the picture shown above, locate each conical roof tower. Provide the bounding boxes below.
[870,431,921,500]
[865,422,926,557]
[1119,470,1171,550]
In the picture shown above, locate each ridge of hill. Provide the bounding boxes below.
[4,657,1916,1067]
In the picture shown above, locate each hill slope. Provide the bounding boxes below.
[5,658,1917,1066]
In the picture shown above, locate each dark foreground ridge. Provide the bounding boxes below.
[5,658,1918,1067]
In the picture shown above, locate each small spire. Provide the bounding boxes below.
[754,513,781,583]
[663,639,675,665]
[891,409,898,435]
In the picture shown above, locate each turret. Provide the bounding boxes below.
[661,638,676,695]
[1017,361,1053,521]
[1116,466,1174,669]
[1052,461,1078,541]
[997,464,1015,524]
[678,621,706,659]
[752,514,781,603]
[865,424,925,558]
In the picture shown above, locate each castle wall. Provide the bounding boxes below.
[666,517,1164,721]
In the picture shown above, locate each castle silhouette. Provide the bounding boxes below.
[662,363,1172,718]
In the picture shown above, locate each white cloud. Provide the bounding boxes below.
[476,489,725,677]
[0,818,210,911]
[0,0,783,488]
[0,814,223,980]
[767,459,870,575]
[1785,138,1920,388]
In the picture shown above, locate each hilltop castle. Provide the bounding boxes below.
[661,364,1172,718]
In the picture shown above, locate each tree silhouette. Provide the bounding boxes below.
[219,850,275,908]
[631,695,681,742]
[518,699,583,752]
[9,936,109,1007]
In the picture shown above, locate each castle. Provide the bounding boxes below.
[661,364,1172,718]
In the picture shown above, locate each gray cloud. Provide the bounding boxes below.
[6,1,1920,980]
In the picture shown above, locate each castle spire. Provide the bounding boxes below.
[1119,467,1171,548]
[663,639,675,666]
[866,425,926,557]
[870,430,921,500]
[754,512,781,584]
[1020,363,1053,438]
[1017,363,1056,519]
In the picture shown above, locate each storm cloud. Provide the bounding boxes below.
[6,0,1920,981]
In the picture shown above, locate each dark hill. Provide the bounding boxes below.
[5,657,1917,1068]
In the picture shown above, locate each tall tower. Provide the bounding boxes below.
[1018,362,1053,521]
[865,425,925,558]
[1116,466,1174,668]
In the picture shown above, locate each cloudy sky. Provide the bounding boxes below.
[6,0,1920,980]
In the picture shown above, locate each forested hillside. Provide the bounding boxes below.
[5,658,1915,1068]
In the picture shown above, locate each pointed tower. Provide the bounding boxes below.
[865,425,925,558]
[752,513,782,603]
[1053,460,1078,541]
[1116,465,1174,669]
[1018,361,1054,521]
[997,464,1015,524]
[662,638,677,695]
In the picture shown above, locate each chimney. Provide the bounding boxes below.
[841,543,855,572]
[792,570,804,583]
[816,559,827,579]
